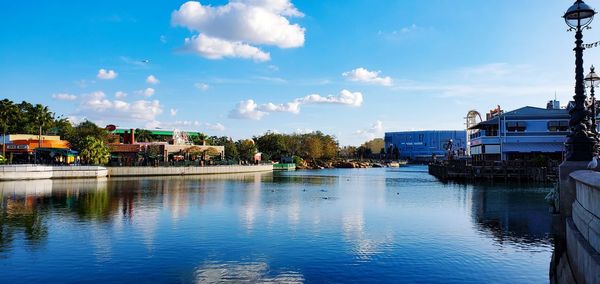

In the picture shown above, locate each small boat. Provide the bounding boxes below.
[388,161,408,167]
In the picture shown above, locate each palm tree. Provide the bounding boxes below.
[80,136,110,165]
[135,129,153,142]
[29,104,54,163]
[197,133,207,145]
[0,99,17,158]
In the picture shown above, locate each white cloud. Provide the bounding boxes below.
[205,122,226,131]
[97,69,118,80]
[195,82,209,91]
[172,0,305,61]
[294,128,313,134]
[356,120,385,140]
[343,67,393,86]
[229,89,363,120]
[170,108,178,116]
[258,101,300,113]
[52,93,77,101]
[146,75,160,85]
[229,99,268,120]
[67,115,85,125]
[115,91,127,98]
[136,87,155,97]
[183,34,271,61]
[78,91,163,122]
[299,89,363,107]
[158,120,226,132]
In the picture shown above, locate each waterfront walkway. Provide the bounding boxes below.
[0,164,273,180]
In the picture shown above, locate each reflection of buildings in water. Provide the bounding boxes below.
[0,178,109,252]
[470,184,552,245]
[132,206,160,251]
[240,173,263,231]
[194,261,304,283]
[161,179,189,221]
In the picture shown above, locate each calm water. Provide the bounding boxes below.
[0,166,553,283]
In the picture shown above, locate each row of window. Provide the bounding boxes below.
[469,121,569,138]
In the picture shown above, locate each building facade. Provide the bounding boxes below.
[384,130,467,161]
[0,134,78,164]
[468,101,569,161]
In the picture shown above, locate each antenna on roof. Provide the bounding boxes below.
[555,91,557,101]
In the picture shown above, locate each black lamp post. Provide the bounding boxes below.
[564,0,597,161]
[585,66,600,154]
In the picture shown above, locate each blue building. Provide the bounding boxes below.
[384,130,467,161]
[468,100,569,161]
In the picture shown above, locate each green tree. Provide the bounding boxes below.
[30,104,54,138]
[282,134,302,156]
[236,139,257,163]
[255,131,285,161]
[67,121,108,151]
[362,138,385,155]
[203,147,222,160]
[135,129,154,143]
[0,99,18,157]
[303,136,322,161]
[80,136,110,165]
[207,136,239,161]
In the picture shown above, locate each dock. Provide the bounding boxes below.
[428,160,558,182]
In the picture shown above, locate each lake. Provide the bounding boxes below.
[0,166,553,283]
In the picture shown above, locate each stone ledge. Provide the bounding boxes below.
[571,170,600,189]
[572,170,600,223]
[566,217,600,284]
[107,165,274,177]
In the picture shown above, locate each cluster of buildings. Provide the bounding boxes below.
[0,128,224,166]
[0,134,78,164]
[384,99,583,163]
[107,128,224,166]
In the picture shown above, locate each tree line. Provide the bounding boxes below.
[0,99,112,164]
[0,99,393,165]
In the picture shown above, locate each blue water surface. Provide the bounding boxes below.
[0,166,553,283]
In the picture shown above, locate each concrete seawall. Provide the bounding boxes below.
[552,169,600,284]
[0,164,273,180]
[0,165,108,180]
[107,164,273,177]
[566,170,600,283]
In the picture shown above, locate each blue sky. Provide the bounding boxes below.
[0,0,597,145]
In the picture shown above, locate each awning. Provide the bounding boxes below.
[468,117,500,130]
[35,148,79,157]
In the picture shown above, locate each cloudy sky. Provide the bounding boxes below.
[0,0,596,145]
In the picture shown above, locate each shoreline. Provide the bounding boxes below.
[0,164,273,181]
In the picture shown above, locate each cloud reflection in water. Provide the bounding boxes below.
[194,261,304,283]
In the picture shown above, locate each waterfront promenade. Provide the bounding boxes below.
[0,164,273,180]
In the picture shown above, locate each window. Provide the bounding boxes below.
[506,121,526,132]
[548,121,569,132]
[418,134,424,142]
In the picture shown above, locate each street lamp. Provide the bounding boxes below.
[564,0,597,161]
[585,66,600,153]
